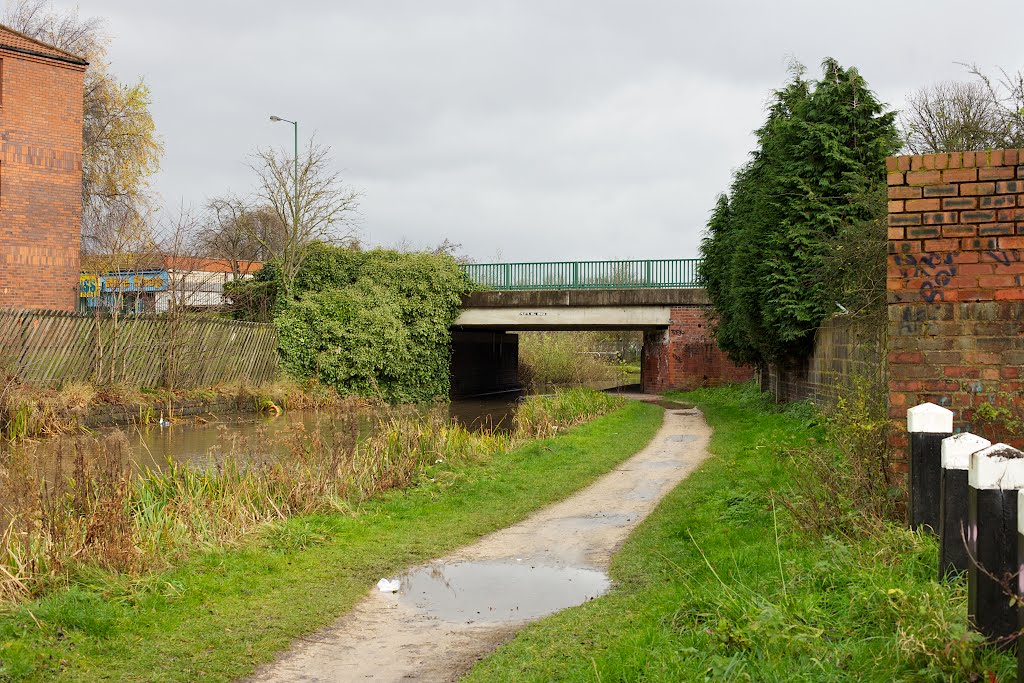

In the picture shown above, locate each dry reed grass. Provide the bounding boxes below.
[0,377,354,441]
[0,389,621,602]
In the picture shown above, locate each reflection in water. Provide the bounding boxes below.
[397,560,610,624]
[0,382,637,475]
[447,397,519,434]
[0,397,524,474]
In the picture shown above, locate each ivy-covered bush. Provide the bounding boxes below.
[699,59,898,366]
[232,244,473,402]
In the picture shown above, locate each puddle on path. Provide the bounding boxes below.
[665,434,698,444]
[396,560,610,625]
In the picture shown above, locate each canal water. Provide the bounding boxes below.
[0,396,522,473]
[0,380,639,474]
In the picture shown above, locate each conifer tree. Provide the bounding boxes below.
[699,59,898,366]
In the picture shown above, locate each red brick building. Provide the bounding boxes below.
[0,24,87,311]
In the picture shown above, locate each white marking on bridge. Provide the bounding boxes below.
[454,305,673,329]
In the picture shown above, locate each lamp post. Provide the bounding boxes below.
[269,115,299,240]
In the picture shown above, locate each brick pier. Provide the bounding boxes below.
[887,150,1024,448]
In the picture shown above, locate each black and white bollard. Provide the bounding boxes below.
[1018,489,1024,678]
[967,443,1024,643]
[939,432,991,579]
[907,402,954,533]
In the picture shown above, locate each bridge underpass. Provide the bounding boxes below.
[449,260,753,398]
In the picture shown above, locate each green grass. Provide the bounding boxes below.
[464,383,1016,682]
[0,401,663,682]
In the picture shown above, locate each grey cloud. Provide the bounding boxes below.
[75,0,1024,261]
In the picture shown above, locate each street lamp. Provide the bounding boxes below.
[269,115,299,239]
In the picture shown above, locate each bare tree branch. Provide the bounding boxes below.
[900,65,1024,153]
[247,136,360,296]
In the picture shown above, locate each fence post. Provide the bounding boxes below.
[907,402,954,532]
[939,432,991,579]
[967,443,1024,644]
[1018,489,1024,679]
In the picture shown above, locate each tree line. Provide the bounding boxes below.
[699,58,1024,369]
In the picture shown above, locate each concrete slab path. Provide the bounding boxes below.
[246,398,711,683]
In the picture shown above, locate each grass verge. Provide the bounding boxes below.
[0,400,662,682]
[464,383,1016,682]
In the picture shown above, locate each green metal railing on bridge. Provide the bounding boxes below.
[461,259,702,290]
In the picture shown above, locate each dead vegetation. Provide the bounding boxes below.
[0,389,621,601]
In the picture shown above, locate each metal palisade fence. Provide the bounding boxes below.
[460,259,702,290]
[0,309,279,388]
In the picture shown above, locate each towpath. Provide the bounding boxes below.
[247,397,711,682]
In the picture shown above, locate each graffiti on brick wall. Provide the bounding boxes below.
[897,306,942,335]
[987,249,1018,267]
[987,249,1024,288]
[892,252,958,303]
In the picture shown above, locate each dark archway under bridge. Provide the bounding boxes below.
[450,287,752,399]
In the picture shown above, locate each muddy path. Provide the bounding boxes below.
[247,399,711,682]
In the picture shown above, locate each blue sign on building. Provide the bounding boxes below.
[99,271,169,293]
[79,270,170,313]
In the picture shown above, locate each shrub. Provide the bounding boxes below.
[249,245,473,402]
[782,376,900,535]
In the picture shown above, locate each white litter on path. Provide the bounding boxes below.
[376,578,401,593]
[251,400,711,683]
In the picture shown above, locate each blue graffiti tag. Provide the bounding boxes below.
[893,252,958,303]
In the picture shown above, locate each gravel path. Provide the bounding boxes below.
[247,399,711,682]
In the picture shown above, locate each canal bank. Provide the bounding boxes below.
[250,397,709,683]
[0,380,329,441]
[0,395,661,683]
[2,396,526,474]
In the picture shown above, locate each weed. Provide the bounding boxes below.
[517,333,628,391]
[973,399,1023,438]
[514,388,623,438]
[0,389,623,603]
[781,375,900,534]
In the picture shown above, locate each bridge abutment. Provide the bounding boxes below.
[640,307,753,393]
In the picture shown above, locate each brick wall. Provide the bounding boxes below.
[641,306,752,392]
[887,149,1024,448]
[760,313,887,404]
[0,46,86,311]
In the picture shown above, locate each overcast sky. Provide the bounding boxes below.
[59,0,1024,262]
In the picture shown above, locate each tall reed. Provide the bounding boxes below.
[0,389,622,601]
[517,332,624,390]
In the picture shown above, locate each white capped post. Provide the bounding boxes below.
[938,432,991,579]
[907,402,955,532]
[967,443,1024,643]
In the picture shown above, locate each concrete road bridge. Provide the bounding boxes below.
[450,260,752,397]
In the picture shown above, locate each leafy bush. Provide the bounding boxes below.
[234,244,474,402]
